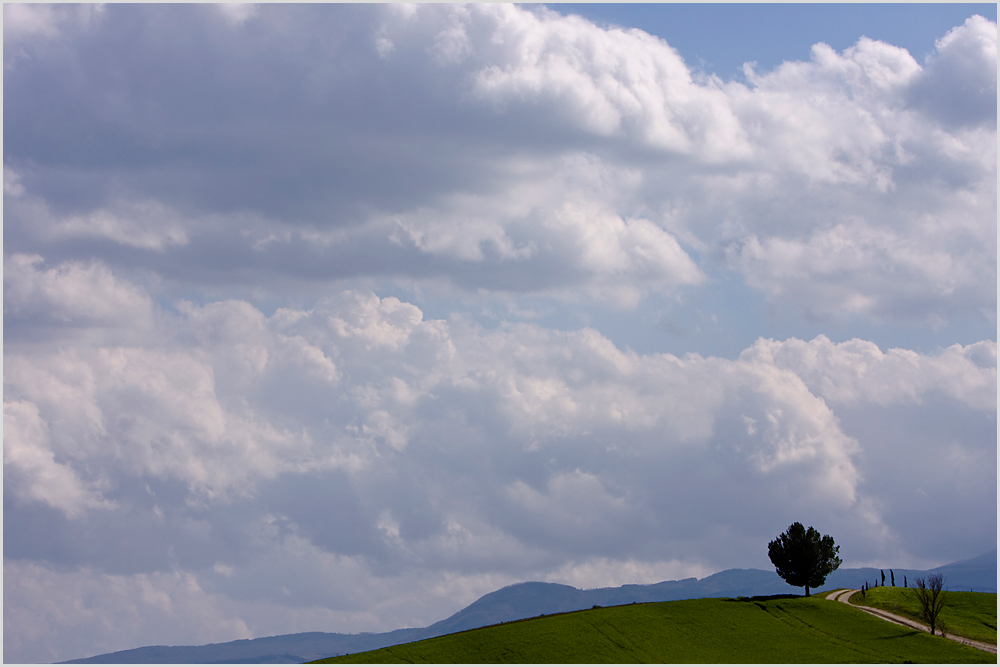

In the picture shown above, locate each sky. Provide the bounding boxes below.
[2,3,996,663]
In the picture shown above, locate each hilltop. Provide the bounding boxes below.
[312,594,995,663]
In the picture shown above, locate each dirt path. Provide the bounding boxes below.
[825,589,997,655]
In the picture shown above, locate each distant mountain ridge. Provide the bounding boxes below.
[63,549,997,664]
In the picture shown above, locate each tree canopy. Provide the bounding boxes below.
[767,522,842,596]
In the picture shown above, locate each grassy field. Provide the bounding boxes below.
[848,587,997,644]
[311,594,995,663]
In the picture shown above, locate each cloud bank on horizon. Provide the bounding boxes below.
[3,4,996,663]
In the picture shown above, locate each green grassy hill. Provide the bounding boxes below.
[311,593,995,663]
[849,587,997,644]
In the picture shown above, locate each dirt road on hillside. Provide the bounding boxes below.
[825,589,997,655]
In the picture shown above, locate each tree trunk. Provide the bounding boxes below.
[805,585,810,596]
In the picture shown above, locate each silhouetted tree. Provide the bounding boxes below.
[904,575,907,588]
[767,522,842,596]
[914,574,948,636]
[881,569,885,586]
[890,569,895,587]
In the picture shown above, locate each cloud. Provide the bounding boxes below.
[0,271,866,526]
[463,6,745,155]
[3,400,114,518]
[3,347,298,502]
[2,3,103,40]
[725,211,995,323]
[4,253,154,331]
[50,201,189,250]
[2,560,256,664]
[742,335,997,411]
[3,5,994,322]
[3,166,189,250]
[216,3,257,28]
[909,15,998,128]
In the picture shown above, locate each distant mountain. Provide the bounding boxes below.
[418,551,997,640]
[824,548,997,594]
[60,629,425,665]
[62,628,423,664]
[63,549,997,664]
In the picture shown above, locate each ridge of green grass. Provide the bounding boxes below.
[310,594,996,663]
[848,587,997,644]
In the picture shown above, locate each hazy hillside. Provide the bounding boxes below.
[64,550,997,663]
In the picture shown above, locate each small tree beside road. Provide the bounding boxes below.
[914,574,948,636]
[767,522,842,596]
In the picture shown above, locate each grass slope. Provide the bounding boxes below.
[849,588,997,644]
[312,594,994,663]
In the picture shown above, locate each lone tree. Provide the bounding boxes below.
[914,574,948,636]
[767,522,842,596]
